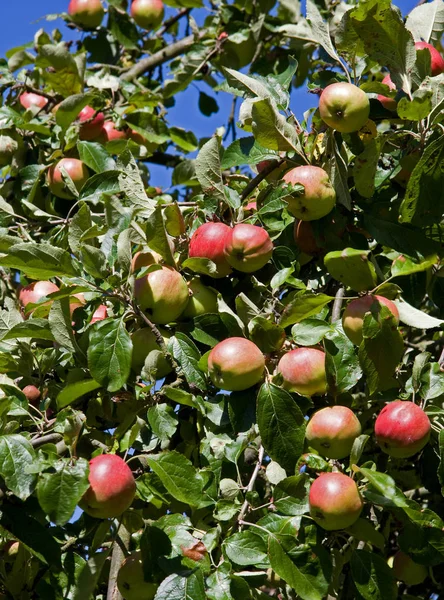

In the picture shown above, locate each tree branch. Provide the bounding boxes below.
[156,8,191,38]
[238,444,264,524]
[107,525,131,600]
[240,160,284,201]
[331,287,345,323]
[31,433,63,449]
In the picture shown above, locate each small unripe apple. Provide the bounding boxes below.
[78,106,105,141]
[188,222,232,278]
[134,266,189,324]
[277,348,327,396]
[130,250,162,273]
[342,295,399,346]
[375,401,430,458]
[91,305,108,324]
[224,224,273,273]
[415,41,444,76]
[22,385,41,407]
[131,327,172,377]
[309,472,363,530]
[68,0,105,29]
[377,74,397,111]
[131,0,165,31]
[19,281,60,314]
[20,92,48,110]
[392,551,428,586]
[208,337,265,391]
[47,158,89,199]
[117,551,158,600]
[282,166,336,221]
[306,406,362,459]
[99,121,128,142]
[319,83,370,133]
[182,278,218,318]
[79,454,136,519]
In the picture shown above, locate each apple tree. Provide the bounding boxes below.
[0,0,443,598]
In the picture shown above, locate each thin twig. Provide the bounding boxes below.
[238,445,264,524]
[240,160,284,201]
[156,8,191,38]
[107,525,131,600]
[31,433,63,449]
[331,287,345,323]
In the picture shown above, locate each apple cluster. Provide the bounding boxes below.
[67,0,165,31]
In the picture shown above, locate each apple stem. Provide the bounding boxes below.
[107,525,130,600]
[238,444,265,525]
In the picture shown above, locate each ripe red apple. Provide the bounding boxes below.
[131,327,172,377]
[182,278,218,318]
[377,74,397,111]
[68,0,105,29]
[224,224,273,273]
[309,472,363,530]
[319,82,370,133]
[78,106,105,141]
[131,0,165,31]
[277,348,327,396]
[415,41,444,76]
[117,551,158,600]
[47,158,89,199]
[188,222,232,278]
[91,305,108,324]
[22,385,41,407]
[375,401,430,458]
[134,266,189,324]
[19,281,60,314]
[282,166,336,221]
[208,337,265,391]
[294,220,320,255]
[99,121,128,143]
[342,295,399,345]
[79,454,136,519]
[392,551,428,586]
[306,406,362,459]
[20,92,48,110]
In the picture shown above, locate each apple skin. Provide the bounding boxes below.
[131,0,165,31]
[79,454,136,519]
[131,250,162,273]
[131,327,172,377]
[47,158,89,199]
[19,281,60,315]
[377,74,397,111]
[319,82,370,133]
[208,337,265,391]
[342,295,399,346]
[78,106,105,141]
[224,224,273,273]
[188,222,232,278]
[20,92,48,110]
[68,0,105,29]
[277,348,327,396]
[415,41,444,76]
[282,166,336,221]
[375,401,431,458]
[99,121,128,142]
[22,385,41,407]
[117,551,158,600]
[392,551,428,586]
[306,406,362,459]
[294,220,320,255]
[134,266,189,324]
[182,278,218,318]
[91,305,108,324]
[309,472,363,530]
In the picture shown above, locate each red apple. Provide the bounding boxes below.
[47,158,89,199]
[22,385,41,407]
[78,106,105,141]
[319,82,370,133]
[134,266,189,324]
[182,278,218,318]
[306,406,362,459]
[20,92,48,110]
[131,0,165,31]
[282,166,336,221]
[224,224,273,273]
[79,454,136,519]
[309,472,363,530]
[377,74,397,111]
[375,401,430,458]
[392,551,428,586]
[342,295,399,346]
[208,337,265,391]
[188,222,232,278]
[19,281,60,313]
[68,0,105,29]
[243,200,257,215]
[117,551,158,600]
[294,220,320,255]
[131,327,172,377]
[415,41,444,76]
[91,305,108,324]
[277,348,327,396]
[99,121,128,142]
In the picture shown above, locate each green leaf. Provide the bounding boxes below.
[353,138,382,199]
[292,319,332,346]
[249,316,286,353]
[147,404,178,442]
[49,298,80,353]
[273,474,310,516]
[0,434,37,500]
[73,549,112,600]
[182,257,218,277]
[69,202,93,255]
[153,571,206,600]
[77,141,115,173]
[108,6,139,50]
[280,293,334,328]
[169,127,198,152]
[350,550,397,600]
[57,379,102,409]
[419,363,444,400]
[325,325,362,396]
[55,93,95,132]
[306,0,345,69]
[346,519,385,550]
[405,0,444,45]
[325,248,377,292]
[117,150,156,213]
[394,298,444,329]
[0,243,77,278]
[224,531,268,566]
[252,98,301,153]
[3,319,54,341]
[397,87,433,120]
[79,170,121,202]
[145,205,175,266]
[359,467,409,508]
[195,137,225,203]
[391,254,437,278]
[170,333,207,390]
[198,91,219,117]
[221,137,278,169]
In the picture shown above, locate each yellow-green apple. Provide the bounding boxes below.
[47,158,89,199]
[306,406,362,459]
[130,250,162,273]
[20,92,48,110]
[19,281,60,315]
[208,337,265,391]
[78,106,105,141]
[131,327,172,377]
[22,385,41,407]
[277,348,327,396]
[224,224,273,273]
[79,454,136,519]
[68,0,105,28]
[415,41,444,76]
[91,305,108,324]
[131,0,164,30]
[117,551,158,600]
[188,222,232,278]
[309,472,363,530]
[282,166,336,221]
[342,295,399,345]
[377,74,397,111]
[319,82,370,133]
[392,551,428,586]
[182,278,218,318]
[134,266,189,324]
[375,401,430,458]
[99,121,128,142]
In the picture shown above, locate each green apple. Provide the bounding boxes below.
[134,266,189,324]
[117,551,158,600]
[392,551,428,586]
[131,0,164,31]
[131,327,172,377]
[68,0,105,29]
[182,278,218,318]
[283,166,336,221]
[319,82,370,133]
